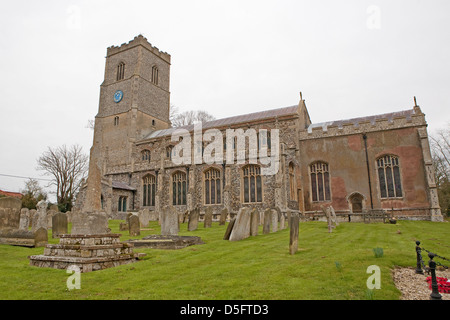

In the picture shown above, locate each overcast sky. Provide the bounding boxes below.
[0,0,449,200]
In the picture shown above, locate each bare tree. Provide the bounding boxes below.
[171,106,216,127]
[430,123,450,216]
[36,144,89,211]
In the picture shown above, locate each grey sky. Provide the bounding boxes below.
[0,0,449,199]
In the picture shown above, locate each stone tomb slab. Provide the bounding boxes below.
[126,235,204,250]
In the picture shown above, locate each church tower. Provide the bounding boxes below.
[91,35,171,174]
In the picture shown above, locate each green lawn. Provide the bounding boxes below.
[0,218,448,300]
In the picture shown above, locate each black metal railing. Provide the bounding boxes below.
[415,240,449,300]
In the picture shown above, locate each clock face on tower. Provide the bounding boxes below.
[113,90,123,103]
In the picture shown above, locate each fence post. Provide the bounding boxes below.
[415,241,424,274]
[428,253,442,300]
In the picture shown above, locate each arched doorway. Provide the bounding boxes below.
[348,192,365,213]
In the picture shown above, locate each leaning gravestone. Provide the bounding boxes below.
[19,208,30,231]
[129,214,140,236]
[52,212,68,238]
[188,208,199,231]
[223,217,236,240]
[250,208,259,236]
[161,206,179,236]
[204,207,213,228]
[263,208,271,234]
[229,208,251,241]
[289,212,300,255]
[219,208,228,225]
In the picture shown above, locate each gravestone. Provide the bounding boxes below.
[119,222,128,231]
[223,217,236,240]
[71,210,109,235]
[47,209,58,229]
[32,200,48,232]
[330,206,339,226]
[271,209,278,232]
[289,212,300,255]
[188,208,199,231]
[28,209,36,228]
[219,208,228,225]
[139,208,150,228]
[280,212,286,230]
[263,208,271,234]
[204,207,213,228]
[229,208,251,241]
[250,208,259,236]
[129,215,140,236]
[161,206,179,236]
[19,208,30,231]
[0,197,21,229]
[52,212,68,238]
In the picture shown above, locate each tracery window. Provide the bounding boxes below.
[204,168,221,205]
[376,155,403,198]
[310,162,331,202]
[172,171,187,205]
[142,174,156,206]
[242,165,262,203]
[141,150,151,162]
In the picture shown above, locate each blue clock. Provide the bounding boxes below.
[113,90,123,103]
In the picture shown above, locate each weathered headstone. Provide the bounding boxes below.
[119,222,128,231]
[330,206,339,227]
[19,208,30,231]
[0,197,22,230]
[32,200,48,232]
[271,209,278,232]
[161,206,179,236]
[280,212,286,230]
[250,208,259,236]
[289,212,300,255]
[52,212,68,238]
[204,207,213,228]
[47,209,57,229]
[129,214,140,236]
[28,209,36,228]
[71,210,109,235]
[139,208,150,228]
[188,208,199,231]
[229,208,251,241]
[223,217,236,240]
[263,208,271,234]
[219,208,228,225]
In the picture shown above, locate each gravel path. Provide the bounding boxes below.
[392,267,450,300]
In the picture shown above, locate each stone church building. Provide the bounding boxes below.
[76,35,443,222]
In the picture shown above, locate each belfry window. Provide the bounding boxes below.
[142,174,156,206]
[377,155,403,198]
[117,62,125,81]
[310,162,331,202]
[114,116,119,126]
[204,168,221,205]
[242,165,262,203]
[151,65,159,85]
[172,171,187,206]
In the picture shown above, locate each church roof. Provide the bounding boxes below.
[142,105,299,141]
[112,181,136,191]
[307,108,416,133]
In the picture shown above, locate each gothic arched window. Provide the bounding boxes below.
[114,116,119,126]
[310,161,331,202]
[117,62,125,81]
[118,196,127,212]
[242,164,262,203]
[172,171,187,205]
[376,155,403,198]
[142,174,156,206]
[204,168,221,205]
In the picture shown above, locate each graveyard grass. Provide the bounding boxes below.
[0,219,449,300]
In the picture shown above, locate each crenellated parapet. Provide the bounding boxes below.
[107,34,171,63]
[299,106,426,140]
